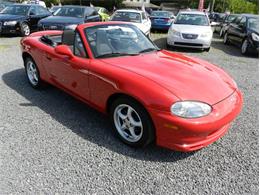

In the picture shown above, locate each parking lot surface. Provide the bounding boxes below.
[0,34,258,194]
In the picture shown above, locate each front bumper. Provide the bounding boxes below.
[0,24,21,35]
[151,23,171,30]
[148,90,243,152]
[167,33,212,49]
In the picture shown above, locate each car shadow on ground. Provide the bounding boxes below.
[2,68,196,162]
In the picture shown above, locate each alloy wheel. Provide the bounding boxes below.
[113,104,143,143]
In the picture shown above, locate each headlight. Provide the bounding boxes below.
[65,24,77,30]
[171,101,212,118]
[3,21,17,26]
[169,28,181,37]
[201,31,212,38]
[252,33,259,41]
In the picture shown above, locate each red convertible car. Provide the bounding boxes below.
[20,22,243,152]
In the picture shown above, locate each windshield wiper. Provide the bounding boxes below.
[138,48,160,54]
[96,52,139,59]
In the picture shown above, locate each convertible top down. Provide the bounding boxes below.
[20,22,243,152]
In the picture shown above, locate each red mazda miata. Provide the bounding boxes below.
[20,22,243,152]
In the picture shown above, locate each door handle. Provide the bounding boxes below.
[46,56,52,61]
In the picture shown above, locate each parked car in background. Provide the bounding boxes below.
[209,12,226,32]
[0,4,51,36]
[38,5,101,31]
[218,14,240,37]
[110,9,151,36]
[95,6,110,21]
[224,14,259,55]
[21,22,243,152]
[150,10,175,30]
[48,5,61,14]
[167,10,213,51]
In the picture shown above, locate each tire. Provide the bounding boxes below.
[109,97,155,148]
[223,33,230,45]
[241,39,250,55]
[204,47,210,52]
[25,57,43,89]
[20,23,30,37]
[219,28,224,37]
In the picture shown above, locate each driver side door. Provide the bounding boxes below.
[44,32,91,101]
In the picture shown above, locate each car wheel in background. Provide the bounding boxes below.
[25,57,43,89]
[219,28,224,37]
[110,97,155,148]
[223,33,230,45]
[204,47,210,52]
[241,39,249,55]
[20,23,30,36]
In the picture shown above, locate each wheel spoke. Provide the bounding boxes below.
[129,116,142,127]
[127,107,133,118]
[129,127,138,139]
[117,108,127,120]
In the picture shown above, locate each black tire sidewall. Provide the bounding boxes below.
[224,33,229,44]
[109,97,155,148]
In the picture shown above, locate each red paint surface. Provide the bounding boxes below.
[21,22,243,151]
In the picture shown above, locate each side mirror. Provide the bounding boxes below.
[54,45,74,59]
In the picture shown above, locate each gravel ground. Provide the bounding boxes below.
[0,33,258,194]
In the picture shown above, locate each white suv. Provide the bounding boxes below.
[167,10,213,51]
[111,9,151,36]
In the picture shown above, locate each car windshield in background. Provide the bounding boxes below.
[111,12,141,23]
[54,7,84,18]
[175,14,209,26]
[0,5,30,15]
[85,24,157,58]
[226,15,237,22]
[248,18,259,32]
[151,11,171,18]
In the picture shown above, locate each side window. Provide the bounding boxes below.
[37,6,49,15]
[29,6,37,15]
[104,8,109,14]
[239,17,246,27]
[74,32,88,58]
[142,12,147,20]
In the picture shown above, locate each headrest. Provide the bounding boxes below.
[62,29,75,46]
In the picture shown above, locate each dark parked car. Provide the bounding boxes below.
[224,14,259,55]
[38,6,101,31]
[217,14,240,37]
[0,4,51,36]
[150,10,175,30]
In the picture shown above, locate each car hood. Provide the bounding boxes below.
[0,14,26,21]
[100,50,237,105]
[172,24,212,34]
[39,16,83,24]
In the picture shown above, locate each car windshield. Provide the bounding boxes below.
[54,7,84,18]
[0,5,30,15]
[226,15,237,22]
[248,18,259,32]
[85,24,158,58]
[111,12,141,23]
[151,11,171,18]
[175,13,209,26]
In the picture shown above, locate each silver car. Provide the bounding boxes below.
[167,11,213,52]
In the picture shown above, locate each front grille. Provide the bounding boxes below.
[174,42,203,47]
[182,33,198,39]
[43,24,64,30]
